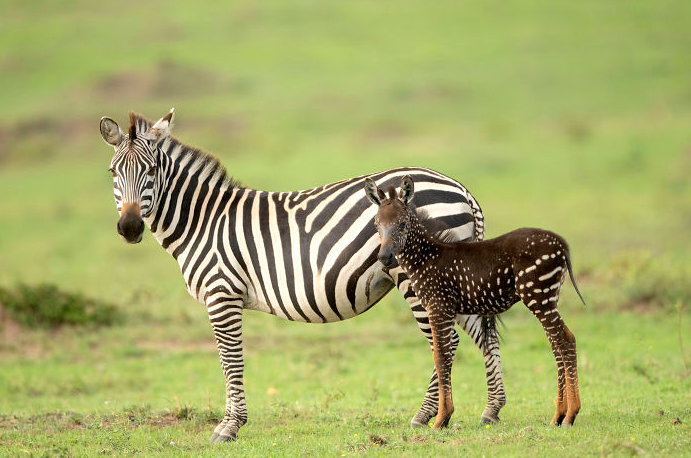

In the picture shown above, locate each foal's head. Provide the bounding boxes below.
[364,175,415,267]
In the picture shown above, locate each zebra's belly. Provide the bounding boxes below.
[245,250,396,322]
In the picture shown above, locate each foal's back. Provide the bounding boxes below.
[448,227,569,274]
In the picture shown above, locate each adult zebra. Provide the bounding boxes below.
[99,108,506,442]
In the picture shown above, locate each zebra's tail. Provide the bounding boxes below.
[565,251,586,306]
[465,189,485,242]
[481,315,503,350]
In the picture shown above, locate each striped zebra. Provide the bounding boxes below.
[99,108,506,442]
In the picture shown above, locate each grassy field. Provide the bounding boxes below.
[1,0,690,456]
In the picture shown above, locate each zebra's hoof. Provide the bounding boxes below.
[209,432,219,442]
[214,434,236,443]
[479,416,499,425]
[410,421,427,428]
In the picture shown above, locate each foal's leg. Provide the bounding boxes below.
[394,269,505,426]
[428,305,456,429]
[560,322,580,425]
[525,302,580,426]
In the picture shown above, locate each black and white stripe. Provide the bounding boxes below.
[101,110,505,441]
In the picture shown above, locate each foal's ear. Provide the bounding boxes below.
[100,117,124,146]
[399,175,414,204]
[141,107,174,143]
[364,178,386,206]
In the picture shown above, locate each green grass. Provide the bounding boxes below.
[1,0,691,456]
[1,308,690,457]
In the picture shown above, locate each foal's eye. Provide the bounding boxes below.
[147,167,157,177]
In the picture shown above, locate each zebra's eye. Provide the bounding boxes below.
[108,168,117,177]
[147,166,157,177]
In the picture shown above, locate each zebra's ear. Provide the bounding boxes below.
[399,175,414,204]
[364,178,385,206]
[142,107,174,142]
[100,117,124,146]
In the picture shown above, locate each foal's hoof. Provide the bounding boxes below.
[479,416,500,425]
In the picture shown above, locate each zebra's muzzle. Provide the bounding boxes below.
[117,204,145,244]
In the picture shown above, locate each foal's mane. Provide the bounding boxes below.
[129,112,242,190]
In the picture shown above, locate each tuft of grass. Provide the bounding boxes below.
[0,283,123,328]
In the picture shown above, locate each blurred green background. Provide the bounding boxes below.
[1,1,690,456]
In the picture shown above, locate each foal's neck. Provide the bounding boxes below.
[397,210,442,272]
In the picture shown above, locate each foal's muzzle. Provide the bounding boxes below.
[117,203,144,244]
[378,251,398,269]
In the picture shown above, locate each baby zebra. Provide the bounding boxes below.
[365,176,585,428]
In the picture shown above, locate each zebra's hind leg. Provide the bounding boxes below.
[207,298,247,443]
[456,315,506,424]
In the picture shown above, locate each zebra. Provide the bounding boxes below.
[99,108,507,442]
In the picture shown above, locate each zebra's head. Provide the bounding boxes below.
[364,175,415,268]
[99,108,174,244]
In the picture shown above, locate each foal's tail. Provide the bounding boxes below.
[565,251,586,306]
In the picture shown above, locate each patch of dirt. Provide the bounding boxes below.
[0,305,46,358]
[0,115,95,165]
[135,340,217,352]
[358,119,409,144]
[621,298,659,314]
[94,60,227,100]
[368,434,387,446]
[0,408,217,432]
[389,82,464,103]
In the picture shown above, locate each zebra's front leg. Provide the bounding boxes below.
[207,299,247,443]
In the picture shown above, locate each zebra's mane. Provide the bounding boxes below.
[414,207,458,244]
[130,112,242,189]
[382,185,457,243]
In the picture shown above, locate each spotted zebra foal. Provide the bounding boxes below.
[365,176,585,428]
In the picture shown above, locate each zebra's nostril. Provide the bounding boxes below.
[117,221,124,236]
[139,220,145,231]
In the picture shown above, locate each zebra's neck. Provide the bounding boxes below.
[143,137,240,261]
